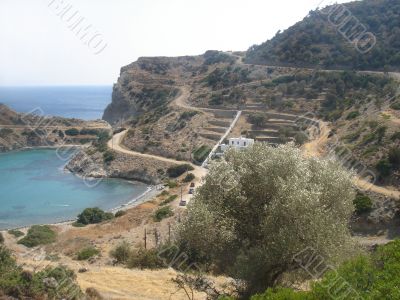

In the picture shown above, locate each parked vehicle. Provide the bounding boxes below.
[179,200,187,206]
[190,182,195,188]
[189,188,195,194]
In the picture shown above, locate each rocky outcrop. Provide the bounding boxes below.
[0,104,110,153]
[66,149,174,185]
[102,55,204,124]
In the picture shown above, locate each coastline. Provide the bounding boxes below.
[0,184,161,232]
[0,145,163,231]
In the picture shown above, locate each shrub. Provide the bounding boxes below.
[94,131,110,152]
[312,240,400,299]
[103,150,115,163]
[64,128,80,136]
[353,193,373,214]
[127,248,165,270]
[346,111,360,120]
[167,164,194,178]
[110,241,132,264]
[390,102,400,110]
[391,132,400,141]
[0,246,81,299]
[0,233,3,244]
[153,206,174,222]
[247,113,267,127]
[193,145,212,163]
[76,246,99,261]
[166,180,178,188]
[160,195,178,206]
[18,225,56,248]
[376,159,392,177]
[115,210,127,218]
[8,229,24,238]
[178,143,356,296]
[252,287,312,299]
[183,173,195,182]
[79,128,99,135]
[77,207,114,225]
[388,147,400,168]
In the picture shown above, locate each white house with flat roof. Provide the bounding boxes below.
[220,137,254,152]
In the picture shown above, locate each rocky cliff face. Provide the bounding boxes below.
[102,55,204,124]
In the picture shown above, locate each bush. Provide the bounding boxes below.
[388,147,400,168]
[64,128,80,136]
[79,128,99,135]
[376,159,392,177]
[193,145,212,163]
[153,206,174,222]
[312,240,400,299]
[103,150,115,163]
[110,241,132,264]
[247,113,267,127]
[166,180,178,188]
[8,229,24,238]
[252,287,312,300]
[346,111,360,120]
[115,210,127,218]
[167,164,194,178]
[0,233,3,244]
[76,246,99,260]
[160,195,178,206]
[0,246,82,299]
[353,193,373,214]
[183,173,195,182]
[18,225,56,248]
[390,102,400,110]
[77,207,114,225]
[127,248,165,270]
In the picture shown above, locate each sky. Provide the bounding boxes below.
[0,0,351,86]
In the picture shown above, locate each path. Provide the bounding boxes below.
[303,121,400,199]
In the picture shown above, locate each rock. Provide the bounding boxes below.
[43,277,58,289]
[78,267,89,273]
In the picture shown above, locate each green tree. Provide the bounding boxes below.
[178,143,356,296]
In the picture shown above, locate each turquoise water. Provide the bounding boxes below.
[0,86,112,120]
[0,149,148,229]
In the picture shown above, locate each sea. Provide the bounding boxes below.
[0,86,112,120]
[0,86,150,229]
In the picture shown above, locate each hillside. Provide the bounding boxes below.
[245,0,400,71]
[0,104,110,152]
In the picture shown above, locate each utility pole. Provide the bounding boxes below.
[144,228,147,249]
[154,228,159,247]
[168,223,171,243]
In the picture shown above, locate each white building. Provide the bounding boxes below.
[220,137,254,152]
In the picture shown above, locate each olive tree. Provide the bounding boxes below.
[177,143,357,295]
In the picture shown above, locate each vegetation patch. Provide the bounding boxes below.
[64,128,80,136]
[193,145,212,163]
[0,245,81,299]
[76,207,114,226]
[18,225,56,248]
[353,193,373,214]
[115,210,127,218]
[167,164,194,178]
[153,206,174,222]
[76,246,100,261]
[103,150,115,163]
[183,173,195,182]
[8,229,24,238]
[160,195,178,206]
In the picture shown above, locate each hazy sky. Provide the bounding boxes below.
[0,0,350,86]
